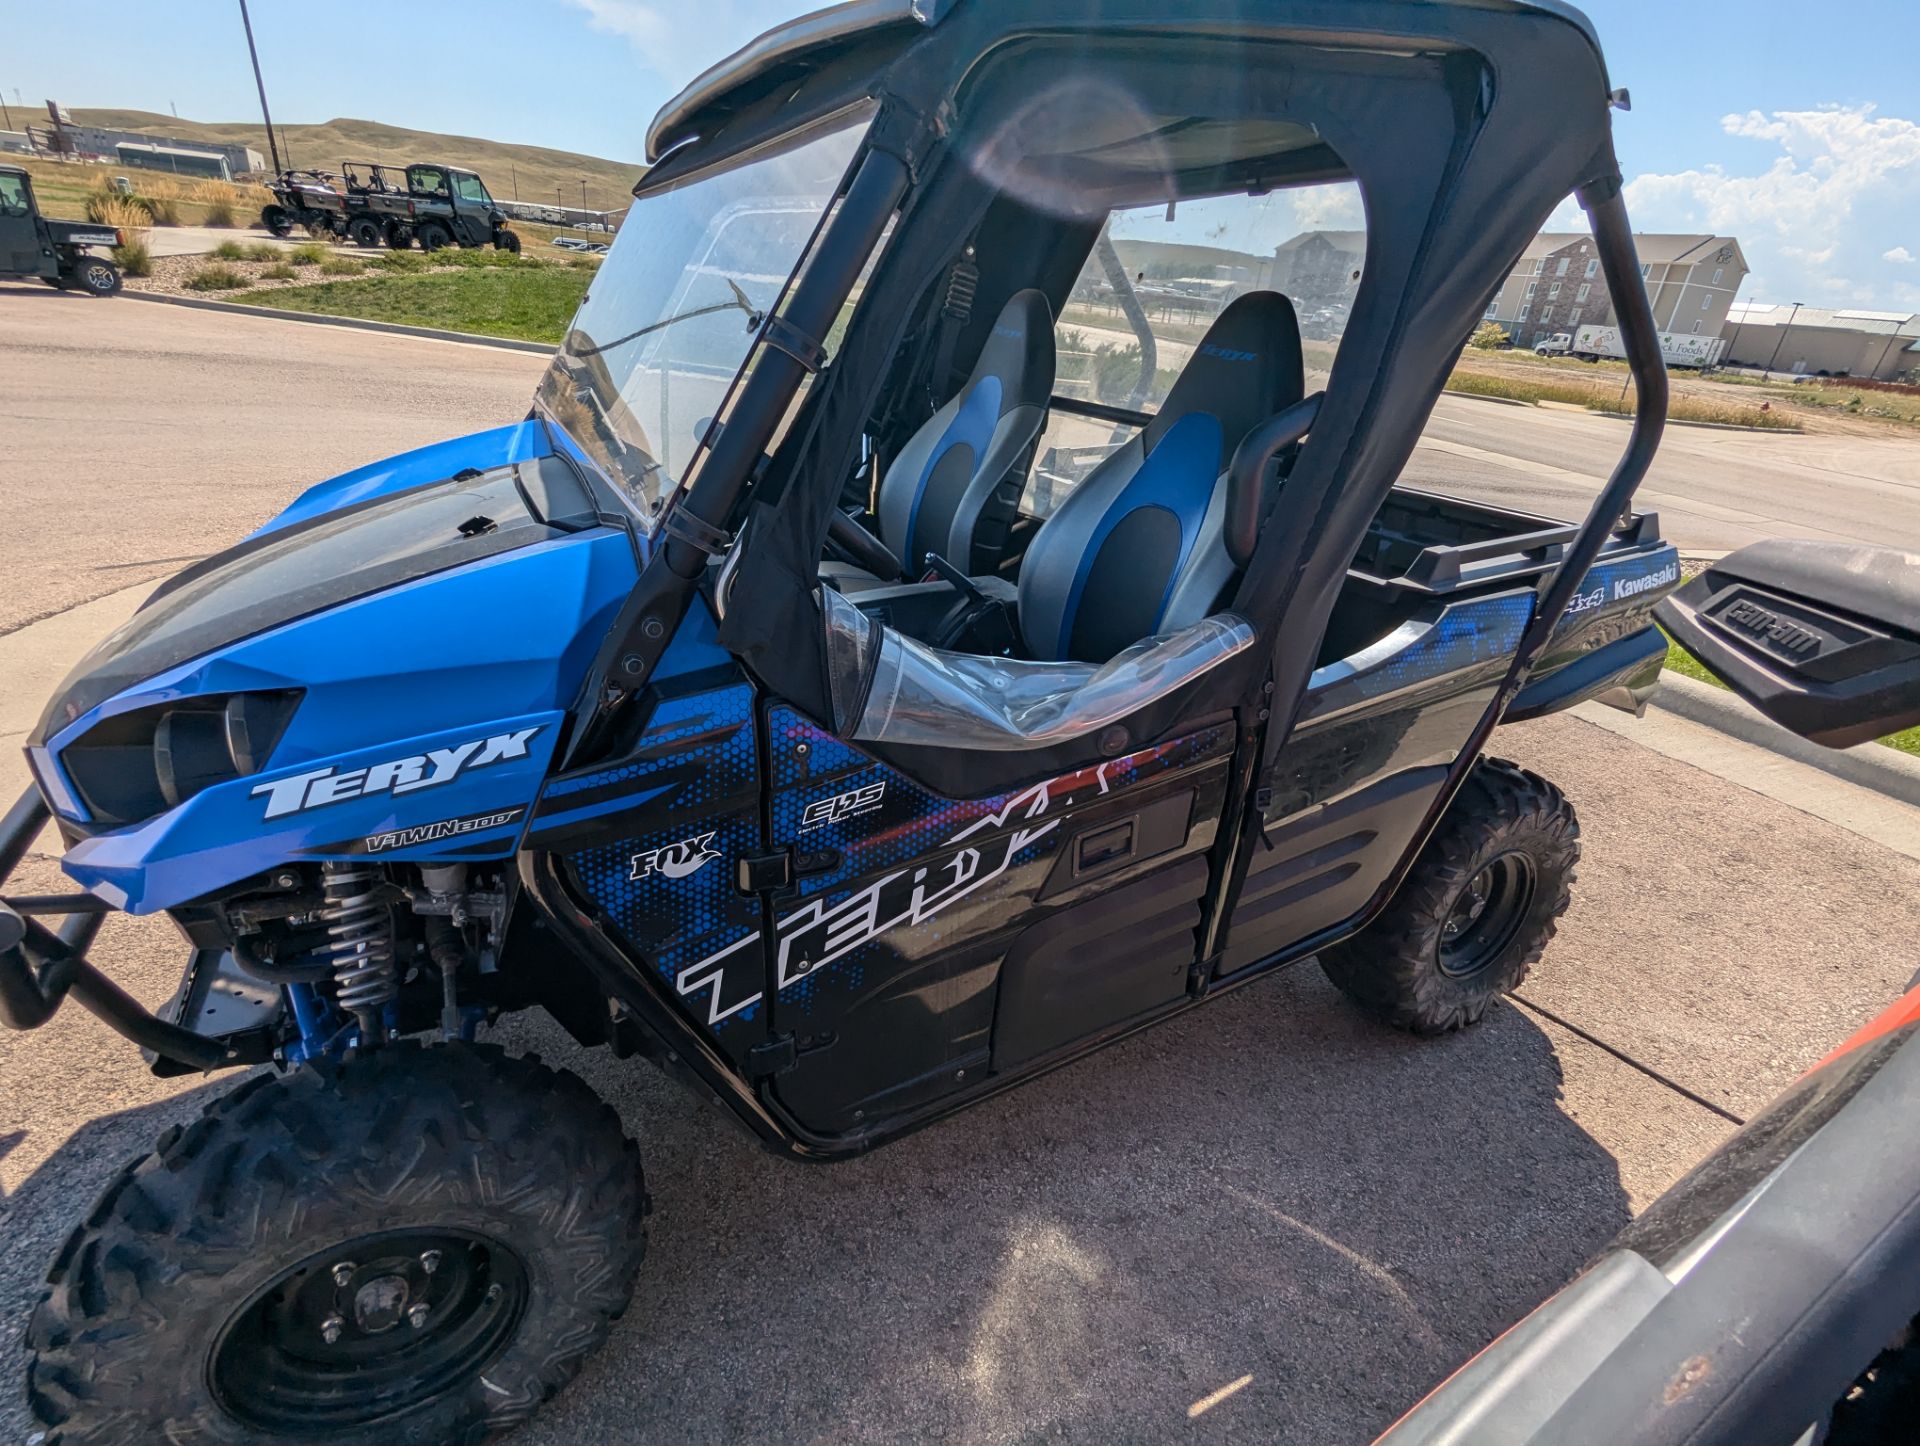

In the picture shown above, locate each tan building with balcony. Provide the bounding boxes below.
[1484,232,1748,349]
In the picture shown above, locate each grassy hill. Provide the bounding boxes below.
[64,107,643,213]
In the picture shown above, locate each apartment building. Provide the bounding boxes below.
[1484,231,1748,347]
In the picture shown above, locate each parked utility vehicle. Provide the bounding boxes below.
[0,164,123,296]
[4,1,1682,1438]
[260,168,350,238]
[340,159,522,252]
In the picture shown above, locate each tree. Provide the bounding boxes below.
[1469,321,1510,350]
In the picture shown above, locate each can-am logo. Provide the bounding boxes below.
[799,781,886,832]
[251,727,542,819]
[630,832,721,880]
[1613,561,1679,601]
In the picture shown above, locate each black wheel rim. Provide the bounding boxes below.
[1437,852,1536,978]
[210,1227,528,1433]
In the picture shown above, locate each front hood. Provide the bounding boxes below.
[35,455,601,743]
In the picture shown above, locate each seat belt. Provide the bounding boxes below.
[925,246,979,408]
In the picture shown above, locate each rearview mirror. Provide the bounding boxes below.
[1654,540,1920,748]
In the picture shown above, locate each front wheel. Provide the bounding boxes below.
[26,1042,647,1444]
[262,205,294,237]
[495,228,522,254]
[1319,757,1578,1035]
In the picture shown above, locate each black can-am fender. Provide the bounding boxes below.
[1655,541,1920,748]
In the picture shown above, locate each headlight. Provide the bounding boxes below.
[56,691,302,825]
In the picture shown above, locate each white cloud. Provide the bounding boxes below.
[559,0,788,85]
[1888,246,1917,263]
[1622,103,1920,303]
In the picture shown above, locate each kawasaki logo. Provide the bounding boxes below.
[252,727,542,819]
[1613,562,1679,601]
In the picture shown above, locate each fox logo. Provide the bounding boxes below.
[630,833,721,881]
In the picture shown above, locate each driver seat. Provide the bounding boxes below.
[1016,291,1304,663]
[871,288,1056,577]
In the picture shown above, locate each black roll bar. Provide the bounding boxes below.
[1358,173,1667,914]
[0,786,233,1071]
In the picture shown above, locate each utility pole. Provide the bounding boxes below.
[580,179,588,216]
[510,163,519,201]
[0,93,12,132]
[1761,301,1803,381]
[237,0,284,176]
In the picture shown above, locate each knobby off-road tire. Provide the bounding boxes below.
[26,1042,646,1444]
[1319,757,1579,1035]
[496,228,522,254]
[349,215,384,249]
[415,220,453,252]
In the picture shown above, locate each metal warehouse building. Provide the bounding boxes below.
[1723,304,1920,381]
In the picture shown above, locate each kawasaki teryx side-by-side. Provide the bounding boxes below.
[5,2,1688,1439]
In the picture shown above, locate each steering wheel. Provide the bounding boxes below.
[825,509,905,583]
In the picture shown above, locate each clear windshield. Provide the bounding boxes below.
[534,107,873,529]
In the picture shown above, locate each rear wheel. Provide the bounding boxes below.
[1319,757,1578,1034]
[348,215,384,248]
[26,1042,647,1444]
[384,221,411,250]
[65,255,122,297]
[415,220,452,253]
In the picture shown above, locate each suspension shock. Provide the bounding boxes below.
[318,862,395,1044]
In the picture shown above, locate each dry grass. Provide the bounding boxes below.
[184,264,246,292]
[1445,369,1803,430]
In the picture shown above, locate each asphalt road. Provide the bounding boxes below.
[3,291,1920,1441]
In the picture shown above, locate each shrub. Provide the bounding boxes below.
[210,240,247,261]
[288,241,329,267]
[317,256,364,276]
[372,250,429,272]
[259,262,297,281]
[142,193,182,226]
[85,191,144,224]
[112,236,154,278]
[185,264,246,291]
[191,180,241,227]
[1469,321,1510,350]
[245,242,281,262]
[200,199,236,227]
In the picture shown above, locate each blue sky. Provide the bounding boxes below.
[8,0,1916,307]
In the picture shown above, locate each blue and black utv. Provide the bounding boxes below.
[4,1,1684,1438]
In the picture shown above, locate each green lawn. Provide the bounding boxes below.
[1664,633,1919,757]
[227,267,588,344]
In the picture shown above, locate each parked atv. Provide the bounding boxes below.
[4,2,1683,1439]
[0,164,123,296]
[260,168,349,238]
[340,159,521,253]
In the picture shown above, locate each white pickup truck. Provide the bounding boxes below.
[1541,324,1728,369]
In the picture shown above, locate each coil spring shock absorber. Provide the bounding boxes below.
[318,862,395,1043]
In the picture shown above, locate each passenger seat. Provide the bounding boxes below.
[1015,291,1304,662]
[863,289,1056,579]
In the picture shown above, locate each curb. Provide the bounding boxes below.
[1441,389,1536,409]
[120,290,554,355]
[1650,671,1920,810]
[1591,410,1804,435]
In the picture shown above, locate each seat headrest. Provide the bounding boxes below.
[967,288,1056,406]
[1145,291,1304,472]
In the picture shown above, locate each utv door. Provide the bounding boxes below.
[0,172,45,277]
[448,172,494,246]
[757,701,1238,1136]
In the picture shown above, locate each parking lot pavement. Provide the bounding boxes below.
[0,296,1913,1440]
[0,284,543,635]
